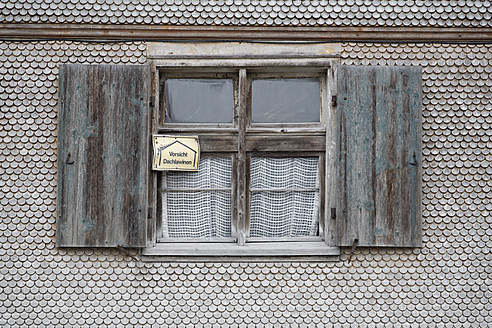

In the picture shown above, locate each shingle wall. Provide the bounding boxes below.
[0,0,491,27]
[0,40,491,327]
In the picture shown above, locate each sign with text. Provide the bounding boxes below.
[152,135,200,171]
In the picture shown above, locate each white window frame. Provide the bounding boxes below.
[142,42,341,260]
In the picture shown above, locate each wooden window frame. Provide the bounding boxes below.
[143,56,340,260]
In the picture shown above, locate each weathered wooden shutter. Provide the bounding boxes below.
[57,64,150,247]
[337,66,422,247]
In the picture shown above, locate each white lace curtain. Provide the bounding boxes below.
[161,157,319,239]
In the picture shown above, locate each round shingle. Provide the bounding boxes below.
[0,40,491,326]
[0,1,491,26]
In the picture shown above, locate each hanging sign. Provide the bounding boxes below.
[152,135,200,171]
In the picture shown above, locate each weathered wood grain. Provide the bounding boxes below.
[149,62,158,246]
[199,135,238,152]
[237,69,248,245]
[3,24,491,43]
[337,66,422,247]
[245,135,325,152]
[57,64,150,247]
[324,63,339,247]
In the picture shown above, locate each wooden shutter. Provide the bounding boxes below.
[57,64,150,247]
[337,66,422,247]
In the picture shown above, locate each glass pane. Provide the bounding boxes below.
[252,78,320,123]
[250,157,319,189]
[166,158,232,189]
[249,157,320,238]
[164,191,232,238]
[165,79,233,123]
[162,158,232,238]
[250,191,319,237]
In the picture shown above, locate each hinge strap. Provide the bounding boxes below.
[330,208,336,220]
[347,238,359,263]
[117,245,139,262]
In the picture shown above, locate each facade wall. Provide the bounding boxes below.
[0,40,491,327]
[1,0,490,27]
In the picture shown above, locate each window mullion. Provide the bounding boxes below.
[237,69,248,246]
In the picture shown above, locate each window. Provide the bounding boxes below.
[57,43,422,258]
[152,68,336,256]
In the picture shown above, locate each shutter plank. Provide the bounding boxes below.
[337,66,422,247]
[57,64,150,247]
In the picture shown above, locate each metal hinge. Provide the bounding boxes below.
[331,208,336,220]
[148,207,153,219]
[149,95,155,108]
[331,95,337,107]
[117,245,139,262]
[348,238,359,263]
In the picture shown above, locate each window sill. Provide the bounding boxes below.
[141,242,340,262]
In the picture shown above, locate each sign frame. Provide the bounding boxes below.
[152,135,200,171]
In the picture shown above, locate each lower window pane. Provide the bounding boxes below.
[250,157,319,189]
[161,157,233,239]
[249,157,320,238]
[250,191,319,237]
[163,191,232,238]
[165,157,232,189]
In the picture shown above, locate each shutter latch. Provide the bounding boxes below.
[330,208,336,220]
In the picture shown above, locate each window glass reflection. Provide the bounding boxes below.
[165,79,233,123]
[252,78,320,123]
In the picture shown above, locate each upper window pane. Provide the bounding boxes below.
[165,157,232,190]
[165,79,233,123]
[252,78,320,123]
[250,157,319,190]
